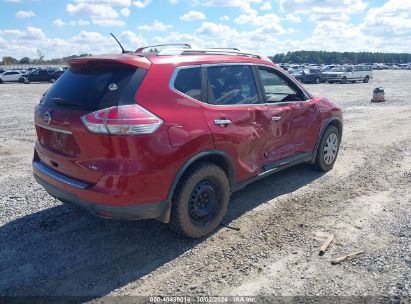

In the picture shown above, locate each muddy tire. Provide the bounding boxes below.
[314,126,341,172]
[169,162,230,238]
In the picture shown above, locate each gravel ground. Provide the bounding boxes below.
[0,70,410,301]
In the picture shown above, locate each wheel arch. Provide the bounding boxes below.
[158,150,235,223]
[311,117,343,163]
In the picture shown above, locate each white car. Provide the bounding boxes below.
[0,70,23,83]
[323,65,373,84]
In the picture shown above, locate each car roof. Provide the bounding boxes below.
[68,52,275,70]
[146,54,276,67]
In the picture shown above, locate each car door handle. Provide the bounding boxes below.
[272,115,282,121]
[214,119,232,127]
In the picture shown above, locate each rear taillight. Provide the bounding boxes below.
[81,104,163,135]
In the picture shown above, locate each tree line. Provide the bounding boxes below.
[269,51,411,64]
[2,50,411,66]
[1,53,91,65]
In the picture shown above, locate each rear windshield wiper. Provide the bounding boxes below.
[51,98,83,107]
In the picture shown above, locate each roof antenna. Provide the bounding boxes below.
[110,33,131,54]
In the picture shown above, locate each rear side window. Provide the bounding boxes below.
[173,67,202,101]
[207,65,258,105]
[41,63,147,111]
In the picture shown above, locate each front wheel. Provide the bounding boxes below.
[169,162,230,238]
[340,77,347,84]
[314,126,341,172]
[315,77,320,84]
[363,76,370,83]
[24,78,30,84]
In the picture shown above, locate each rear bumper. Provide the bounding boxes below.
[33,161,169,221]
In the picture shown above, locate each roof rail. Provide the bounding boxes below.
[156,48,270,61]
[208,47,241,51]
[135,43,191,54]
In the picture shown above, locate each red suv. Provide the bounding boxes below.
[33,46,342,238]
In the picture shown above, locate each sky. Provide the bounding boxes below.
[0,0,410,60]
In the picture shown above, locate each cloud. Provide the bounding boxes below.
[53,19,66,27]
[137,20,172,31]
[15,10,35,18]
[120,7,130,17]
[260,1,271,10]
[67,3,119,19]
[201,0,261,14]
[70,19,91,26]
[362,0,411,37]
[279,0,367,24]
[180,11,206,21]
[92,19,125,27]
[220,15,230,21]
[133,0,150,8]
[285,14,302,23]
[234,11,290,34]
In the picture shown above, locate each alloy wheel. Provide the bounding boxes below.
[323,133,338,165]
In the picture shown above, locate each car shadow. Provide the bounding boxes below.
[0,164,324,298]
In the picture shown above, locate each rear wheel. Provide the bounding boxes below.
[363,75,370,83]
[169,162,230,238]
[314,126,340,172]
[50,78,56,83]
[24,78,30,84]
[341,77,347,84]
[315,77,320,84]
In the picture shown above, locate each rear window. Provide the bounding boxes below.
[41,63,146,111]
[173,67,202,101]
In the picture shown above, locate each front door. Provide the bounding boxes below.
[256,65,321,163]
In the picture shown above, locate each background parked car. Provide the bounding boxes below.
[50,70,65,82]
[0,70,23,83]
[323,65,373,84]
[292,68,327,83]
[19,68,50,84]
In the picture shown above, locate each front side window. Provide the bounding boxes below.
[258,67,307,103]
[207,65,258,105]
[173,67,202,101]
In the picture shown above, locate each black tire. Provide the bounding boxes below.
[0,79,3,84]
[314,126,341,172]
[363,75,370,83]
[341,77,347,84]
[169,162,230,238]
[24,78,30,84]
[328,81,334,84]
[50,78,56,83]
[315,77,320,84]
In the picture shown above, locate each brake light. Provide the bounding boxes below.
[81,105,163,135]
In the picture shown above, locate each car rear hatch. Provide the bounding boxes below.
[34,57,149,185]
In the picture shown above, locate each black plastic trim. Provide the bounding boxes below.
[312,117,343,162]
[234,152,313,191]
[166,149,236,202]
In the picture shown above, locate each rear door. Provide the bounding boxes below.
[34,61,147,184]
[202,64,272,181]
[256,65,321,163]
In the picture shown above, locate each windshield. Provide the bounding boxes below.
[329,66,347,72]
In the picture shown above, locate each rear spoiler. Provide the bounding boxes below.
[68,54,151,70]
